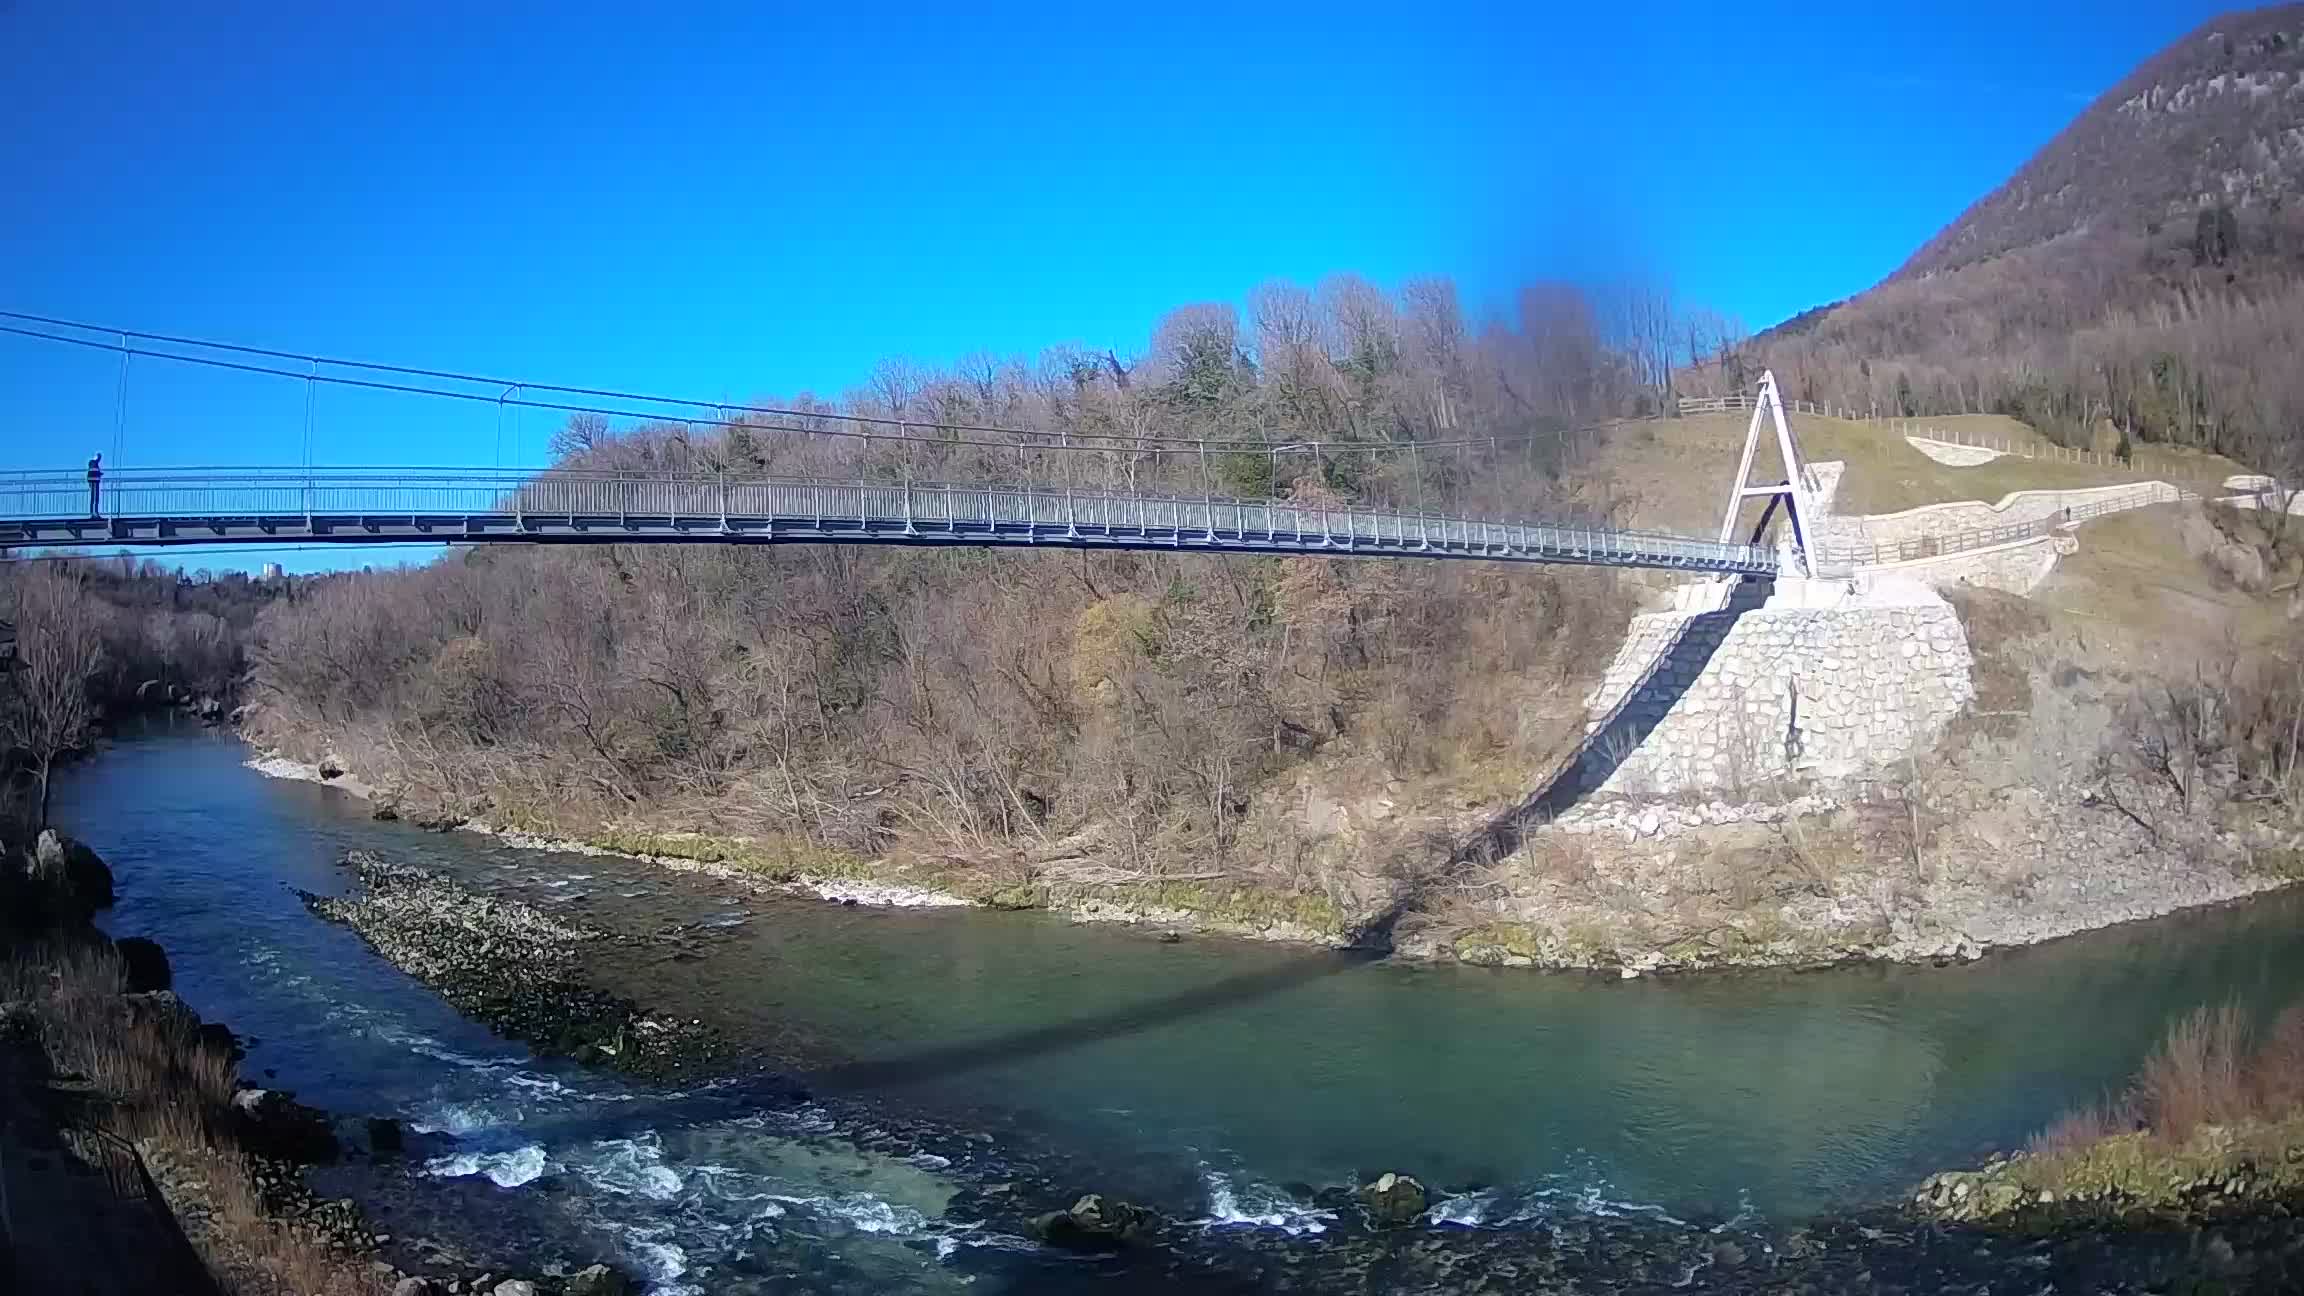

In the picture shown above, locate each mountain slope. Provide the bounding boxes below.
[1730,6,2304,464]
[1898,5,2304,281]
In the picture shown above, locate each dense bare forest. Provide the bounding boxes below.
[244,275,1675,914]
[2,558,278,824]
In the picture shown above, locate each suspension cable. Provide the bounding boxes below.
[0,311,1576,460]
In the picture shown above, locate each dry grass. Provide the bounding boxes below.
[2031,998,2304,1159]
[2,940,389,1296]
[1587,412,2235,530]
[2134,1003,2256,1143]
[2028,1099,2135,1160]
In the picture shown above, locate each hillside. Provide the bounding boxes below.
[1898,5,2304,281]
[1735,6,2304,475]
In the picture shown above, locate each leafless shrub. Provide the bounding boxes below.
[2033,996,2304,1161]
[2027,1099,2134,1159]
[2133,1002,2254,1143]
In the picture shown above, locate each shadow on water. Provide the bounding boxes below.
[808,944,1388,1091]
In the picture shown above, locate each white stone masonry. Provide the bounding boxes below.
[1577,589,1975,798]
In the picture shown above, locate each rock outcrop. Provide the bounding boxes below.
[230,1087,341,1163]
[1028,1193,1154,1250]
[113,936,172,993]
[29,829,116,921]
[1357,1172,1429,1227]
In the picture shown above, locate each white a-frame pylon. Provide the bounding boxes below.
[1716,370,1816,578]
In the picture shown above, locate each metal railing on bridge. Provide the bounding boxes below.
[0,466,1783,577]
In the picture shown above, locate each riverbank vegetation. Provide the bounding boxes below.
[1919,996,2304,1221]
[2,558,282,823]
[0,802,396,1296]
[0,939,390,1295]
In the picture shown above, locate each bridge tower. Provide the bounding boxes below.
[1715,369,1818,578]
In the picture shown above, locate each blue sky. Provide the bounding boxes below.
[0,0,2242,565]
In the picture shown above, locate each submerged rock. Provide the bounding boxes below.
[1358,1172,1429,1228]
[1029,1193,1154,1250]
[564,1264,631,1296]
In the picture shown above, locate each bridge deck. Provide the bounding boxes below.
[0,469,1780,576]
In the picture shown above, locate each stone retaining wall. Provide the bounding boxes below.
[1576,592,1975,798]
[1851,483,2180,546]
[1854,534,2074,597]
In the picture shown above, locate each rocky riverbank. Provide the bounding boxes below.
[1914,1117,2304,1224]
[302,852,738,1081]
[246,744,2302,981]
[2,826,639,1296]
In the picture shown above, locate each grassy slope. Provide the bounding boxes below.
[2031,506,2288,663]
[1592,412,2250,527]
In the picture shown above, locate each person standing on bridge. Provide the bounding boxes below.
[86,453,103,519]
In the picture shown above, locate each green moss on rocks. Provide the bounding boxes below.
[1451,923,1546,966]
[1916,1116,2304,1221]
[1085,880,1350,941]
[970,881,1051,911]
[583,828,871,883]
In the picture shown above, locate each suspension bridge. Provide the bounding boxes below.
[0,314,1845,578]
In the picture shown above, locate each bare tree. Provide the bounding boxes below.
[1,565,107,827]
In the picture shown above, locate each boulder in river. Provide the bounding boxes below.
[1029,1193,1154,1250]
[318,757,345,780]
[390,1279,438,1296]
[32,829,115,919]
[1357,1172,1429,1228]
[113,936,172,992]
[492,1281,539,1296]
[231,1087,341,1163]
[564,1264,632,1296]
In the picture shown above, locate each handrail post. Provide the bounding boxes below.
[718,468,728,533]
[1198,440,1215,541]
